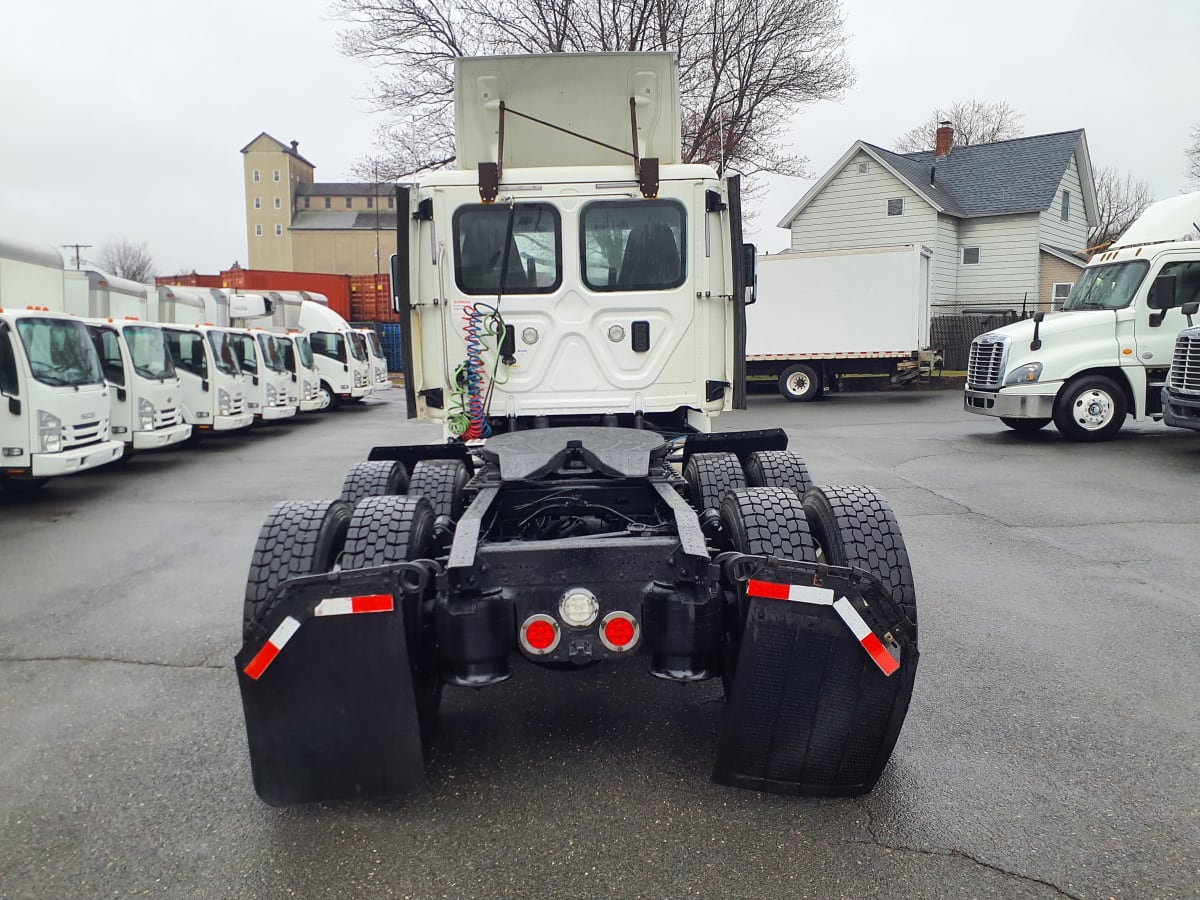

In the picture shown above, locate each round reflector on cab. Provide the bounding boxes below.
[599,611,639,652]
[520,614,560,655]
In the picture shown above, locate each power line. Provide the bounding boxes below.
[61,243,92,270]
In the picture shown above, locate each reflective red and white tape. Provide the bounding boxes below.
[243,594,395,681]
[746,578,900,676]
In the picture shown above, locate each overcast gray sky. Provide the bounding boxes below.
[2,0,1196,275]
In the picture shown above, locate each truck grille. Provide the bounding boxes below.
[968,336,1009,389]
[64,420,104,450]
[1169,331,1200,395]
[156,407,180,429]
[231,397,245,415]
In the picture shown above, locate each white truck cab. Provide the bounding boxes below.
[227,327,297,422]
[965,192,1200,441]
[359,328,392,391]
[63,270,191,452]
[298,302,372,409]
[274,332,323,412]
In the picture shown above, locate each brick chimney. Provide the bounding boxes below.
[290,140,299,153]
[935,121,954,159]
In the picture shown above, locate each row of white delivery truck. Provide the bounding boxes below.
[0,237,393,492]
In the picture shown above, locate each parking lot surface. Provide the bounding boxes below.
[2,390,1197,899]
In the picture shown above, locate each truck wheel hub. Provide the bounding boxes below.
[1075,390,1114,428]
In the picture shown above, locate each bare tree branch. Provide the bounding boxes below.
[1187,122,1200,187]
[1089,165,1154,250]
[332,0,854,180]
[893,100,1024,153]
[98,239,156,283]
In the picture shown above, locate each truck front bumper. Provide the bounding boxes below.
[259,405,298,421]
[133,423,192,450]
[1162,387,1200,431]
[31,440,124,477]
[212,412,254,431]
[964,386,1057,419]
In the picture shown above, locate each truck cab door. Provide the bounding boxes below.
[1137,259,1200,366]
[726,175,749,409]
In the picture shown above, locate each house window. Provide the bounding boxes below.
[367,196,374,209]
[275,224,282,236]
[255,224,262,237]
[274,197,281,209]
[887,198,904,216]
[963,247,980,265]
[303,197,310,209]
[324,197,331,209]
[858,161,869,174]
[1061,190,1070,221]
[387,197,394,209]
[345,197,353,209]
[273,170,280,182]
[1052,282,1074,307]
[253,170,260,182]
[254,197,261,209]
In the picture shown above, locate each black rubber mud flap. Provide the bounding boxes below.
[235,573,426,806]
[714,568,918,797]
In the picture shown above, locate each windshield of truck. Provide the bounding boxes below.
[295,335,315,369]
[348,331,368,362]
[226,333,259,376]
[87,325,126,386]
[453,203,561,295]
[581,200,686,291]
[256,333,287,373]
[1061,261,1149,310]
[164,329,208,378]
[206,331,240,376]
[309,331,346,362]
[124,325,175,380]
[16,317,104,387]
[366,331,383,359]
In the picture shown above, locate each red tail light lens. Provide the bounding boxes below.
[599,612,639,652]
[520,614,560,655]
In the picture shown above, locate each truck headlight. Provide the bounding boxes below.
[266,383,277,404]
[138,397,156,431]
[218,388,231,417]
[38,410,63,453]
[1004,362,1043,385]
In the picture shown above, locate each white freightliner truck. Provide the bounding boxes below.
[296,300,372,409]
[1162,306,1200,433]
[0,239,123,490]
[965,192,1200,441]
[61,270,191,452]
[749,245,933,401]
[154,285,253,433]
[236,53,919,806]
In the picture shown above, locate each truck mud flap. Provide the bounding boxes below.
[235,567,431,806]
[714,561,917,797]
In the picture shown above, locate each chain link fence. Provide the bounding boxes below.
[930,299,1057,370]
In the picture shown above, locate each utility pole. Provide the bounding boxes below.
[61,243,92,270]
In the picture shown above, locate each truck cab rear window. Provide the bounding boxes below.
[581,200,685,291]
[453,204,561,295]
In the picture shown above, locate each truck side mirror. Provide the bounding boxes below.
[7,396,19,416]
[1183,300,1199,327]
[742,244,757,306]
[1147,274,1177,310]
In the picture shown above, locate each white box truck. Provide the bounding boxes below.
[747,245,932,400]
[358,327,392,391]
[154,285,253,434]
[0,239,123,490]
[61,270,191,452]
[965,192,1200,441]
[297,300,372,409]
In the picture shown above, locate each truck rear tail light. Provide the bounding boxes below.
[520,614,560,655]
[600,612,639,652]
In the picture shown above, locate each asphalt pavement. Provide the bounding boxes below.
[1,388,1197,899]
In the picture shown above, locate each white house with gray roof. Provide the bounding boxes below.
[777,126,1099,311]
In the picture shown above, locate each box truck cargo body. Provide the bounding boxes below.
[0,239,123,487]
[747,245,931,401]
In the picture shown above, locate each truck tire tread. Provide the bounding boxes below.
[341,495,435,569]
[407,459,470,521]
[683,452,746,514]
[745,450,813,498]
[340,460,410,506]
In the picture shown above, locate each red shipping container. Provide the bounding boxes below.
[220,269,353,320]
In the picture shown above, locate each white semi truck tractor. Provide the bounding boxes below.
[965,192,1200,441]
[236,53,919,806]
[154,285,253,434]
[61,270,191,453]
[0,239,123,490]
